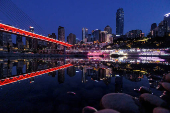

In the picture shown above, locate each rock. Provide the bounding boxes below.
[95,109,120,113]
[161,82,170,92]
[164,73,170,82]
[153,107,170,113]
[100,93,139,113]
[82,106,97,113]
[139,93,167,109]
[160,91,170,104]
[138,86,152,94]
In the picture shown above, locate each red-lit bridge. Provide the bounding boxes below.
[0,23,72,47]
[0,63,73,86]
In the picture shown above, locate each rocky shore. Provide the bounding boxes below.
[82,73,170,113]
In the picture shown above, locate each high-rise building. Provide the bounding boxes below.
[26,26,35,50]
[47,33,57,54]
[104,25,112,34]
[0,32,12,52]
[67,33,76,45]
[164,13,170,31]
[58,26,65,50]
[58,26,65,41]
[82,28,88,42]
[92,29,101,42]
[151,23,157,31]
[116,8,124,36]
[99,31,107,42]
[16,35,23,50]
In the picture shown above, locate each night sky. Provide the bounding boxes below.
[0,0,170,42]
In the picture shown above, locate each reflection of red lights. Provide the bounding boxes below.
[0,23,72,47]
[0,64,73,86]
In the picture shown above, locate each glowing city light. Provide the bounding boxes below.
[0,64,73,86]
[164,13,170,17]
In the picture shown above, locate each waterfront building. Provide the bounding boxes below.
[47,33,57,54]
[116,8,124,36]
[151,23,157,31]
[0,32,12,52]
[82,27,88,42]
[87,34,92,42]
[26,26,34,50]
[67,33,76,45]
[126,29,144,39]
[92,29,101,42]
[58,26,65,50]
[99,31,107,43]
[104,25,112,34]
[151,20,168,37]
[164,13,170,32]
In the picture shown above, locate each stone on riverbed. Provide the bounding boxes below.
[161,82,170,92]
[100,93,139,113]
[82,106,97,113]
[95,109,120,113]
[153,107,170,113]
[139,93,167,109]
[164,73,170,82]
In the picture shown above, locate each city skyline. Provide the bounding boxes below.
[0,0,169,42]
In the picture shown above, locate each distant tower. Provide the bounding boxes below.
[104,25,112,34]
[116,8,124,36]
[58,26,65,41]
[82,28,88,42]
[58,26,65,50]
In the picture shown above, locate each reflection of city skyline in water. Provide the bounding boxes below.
[0,57,169,112]
[0,57,169,88]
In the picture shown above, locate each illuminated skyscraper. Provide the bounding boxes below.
[116,8,124,36]
[164,13,170,31]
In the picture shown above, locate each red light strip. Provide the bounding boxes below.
[0,63,73,86]
[0,23,72,47]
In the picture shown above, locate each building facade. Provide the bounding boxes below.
[58,26,65,50]
[67,33,76,45]
[82,28,88,42]
[116,8,124,36]
[126,30,144,38]
[164,13,170,32]
[104,25,112,34]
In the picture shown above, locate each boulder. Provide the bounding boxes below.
[161,82,170,92]
[82,106,97,113]
[164,73,170,82]
[153,107,170,113]
[100,93,139,113]
[138,86,152,94]
[95,109,120,113]
[139,93,167,109]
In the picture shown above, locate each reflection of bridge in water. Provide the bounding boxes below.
[0,63,73,86]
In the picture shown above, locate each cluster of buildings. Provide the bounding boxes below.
[81,8,145,46]
[150,13,170,38]
[0,25,77,53]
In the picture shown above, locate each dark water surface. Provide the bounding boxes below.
[0,57,169,113]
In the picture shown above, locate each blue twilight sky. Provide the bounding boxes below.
[0,0,170,42]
